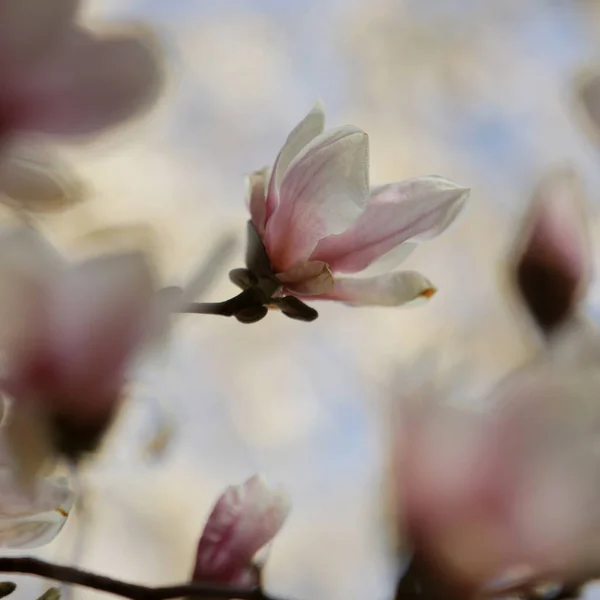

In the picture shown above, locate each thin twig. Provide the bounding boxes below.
[0,557,282,600]
[176,288,270,318]
[179,301,234,316]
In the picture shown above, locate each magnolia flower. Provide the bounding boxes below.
[192,474,290,587]
[392,168,600,594]
[0,227,160,481]
[215,102,469,322]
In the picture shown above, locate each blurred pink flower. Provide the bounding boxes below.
[0,228,160,478]
[193,474,290,587]
[510,167,591,338]
[395,367,600,592]
[245,101,469,308]
[392,168,600,592]
[0,0,164,138]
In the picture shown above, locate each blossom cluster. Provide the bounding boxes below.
[1,2,600,600]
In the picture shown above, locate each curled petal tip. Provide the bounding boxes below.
[246,473,292,510]
[312,99,326,114]
[421,287,437,299]
[448,185,471,202]
[193,473,291,585]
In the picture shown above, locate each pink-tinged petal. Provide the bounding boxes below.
[311,176,469,274]
[45,252,155,421]
[0,0,79,65]
[277,261,334,295]
[0,228,63,349]
[17,26,164,136]
[0,226,64,281]
[512,168,590,335]
[264,101,325,221]
[394,360,600,589]
[193,474,290,586]
[481,369,600,579]
[264,125,369,271]
[320,271,436,307]
[396,398,523,588]
[2,399,56,488]
[0,142,86,212]
[245,166,271,237]
[356,242,418,278]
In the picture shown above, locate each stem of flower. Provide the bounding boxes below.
[176,288,269,318]
[178,301,236,316]
[0,557,281,600]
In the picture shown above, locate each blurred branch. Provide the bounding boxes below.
[483,580,582,600]
[395,554,588,599]
[0,557,282,600]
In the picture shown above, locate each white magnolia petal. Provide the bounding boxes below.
[265,125,370,271]
[244,166,271,206]
[324,271,437,307]
[0,143,85,211]
[399,177,470,242]
[245,166,271,235]
[0,228,64,347]
[355,242,418,278]
[0,469,73,549]
[310,176,469,274]
[272,101,326,192]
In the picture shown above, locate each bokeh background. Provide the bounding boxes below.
[9,1,600,599]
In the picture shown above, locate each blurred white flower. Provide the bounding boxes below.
[0,467,73,549]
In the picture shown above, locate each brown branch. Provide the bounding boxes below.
[0,557,282,600]
[482,574,584,599]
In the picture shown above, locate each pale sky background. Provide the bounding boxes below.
[8,2,600,600]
